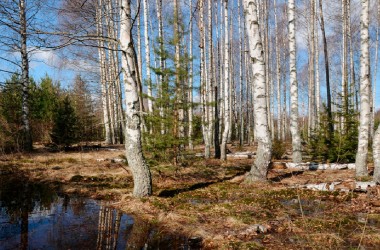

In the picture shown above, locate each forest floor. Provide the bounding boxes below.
[1,143,380,249]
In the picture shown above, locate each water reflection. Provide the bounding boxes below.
[0,174,132,250]
[0,173,202,250]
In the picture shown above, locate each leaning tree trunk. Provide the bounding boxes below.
[319,0,334,140]
[355,0,370,178]
[120,0,152,197]
[19,0,32,151]
[288,0,302,163]
[220,0,230,161]
[244,0,272,182]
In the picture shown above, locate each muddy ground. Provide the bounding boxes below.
[1,144,380,249]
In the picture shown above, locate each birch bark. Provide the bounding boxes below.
[244,0,272,181]
[220,0,230,160]
[120,0,152,197]
[289,0,302,163]
[355,0,370,177]
[19,0,32,151]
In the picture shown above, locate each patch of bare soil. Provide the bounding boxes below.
[1,144,380,249]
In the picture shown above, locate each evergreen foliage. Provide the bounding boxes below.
[143,19,198,163]
[309,100,358,163]
[51,96,79,146]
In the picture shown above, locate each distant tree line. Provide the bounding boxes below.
[0,74,103,152]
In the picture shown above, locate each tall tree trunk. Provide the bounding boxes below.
[355,0,370,177]
[315,0,321,126]
[319,0,334,141]
[96,0,112,144]
[174,0,185,154]
[274,0,281,140]
[155,0,165,135]
[199,0,210,158]
[308,0,316,137]
[19,0,32,151]
[208,0,214,152]
[188,0,194,150]
[143,0,153,115]
[244,0,272,182]
[120,0,152,197]
[221,0,230,160]
[342,0,349,132]
[348,0,356,108]
[239,0,244,146]
[288,0,302,163]
[214,0,221,158]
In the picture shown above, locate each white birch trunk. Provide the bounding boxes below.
[207,0,214,152]
[120,0,152,197]
[238,0,244,146]
[199,0,210,158]
[244,0,272,181]
[188,0,194,150]
[220,0,230,160]
[315,0,320,125]
[96,0,112,144]
[19,0,32,151]
[143,0,153,114]
[274,0,281,140]
[356,0,370,177]
[288,0,302,163]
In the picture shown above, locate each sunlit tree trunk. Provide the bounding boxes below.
[199,0,210,158]
[289,0,302,163]
[274,0,281,140]
[120,0,152,197]
[238,0,244,146]
[19,0,32,151]
[355,0,370,178]
[348,0,356,107]
[342,0,349,131]
[244,0,272,182]
[188,0,194,150]
[143,0,153,115]
[308,0,316,137]
[221,0,230,160]
[96,0,112,144]
[207,0,214,153]
[315,0,321,126]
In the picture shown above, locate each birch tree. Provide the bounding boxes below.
[244,0,272,182]
[143,0,153,115]
[220,0,230,160]
[188,0,194,150]
[120,0,152,197]
[288,0,302,163]
[355,0,370,177]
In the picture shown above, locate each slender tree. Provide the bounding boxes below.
[288,0,302,163]
[355,0,370,177]
[221,0,230,160]
[244,0,272,182]
[120,0,152,197]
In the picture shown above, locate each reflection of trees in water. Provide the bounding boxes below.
[96,203,123,250]
[0,175,57,250]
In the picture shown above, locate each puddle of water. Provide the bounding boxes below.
[0,173,202,250]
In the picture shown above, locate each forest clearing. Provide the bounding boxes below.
[1,143,380,249]
[1,0,380,249]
